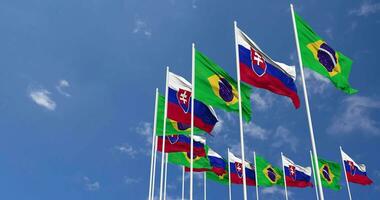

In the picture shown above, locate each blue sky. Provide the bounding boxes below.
[0,0,379,199]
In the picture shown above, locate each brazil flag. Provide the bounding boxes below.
[156,95,204,136]
[168,150,211,170]
[318,158,342,190]
[294,12,357,94]
[195,50,252,122]
[256,155,284,187]
[206,170,229,185]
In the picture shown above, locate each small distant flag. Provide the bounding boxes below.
[236,27,300,109]
[282,155,312,188]
[294,12,357,94]
[167,72,218,133]
[340,149,373,185]
[156,135,206,157]
[228,151,256,186]
[195,49,252,121]
[168,148,211,171]
[256,154,284,187]
[318,157,342,190]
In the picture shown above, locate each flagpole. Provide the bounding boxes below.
[233,20,248,200]
[204,172,207,200]
[152,136,159,200]
[253,151,259,200]
[159,67,170,200]
[190,42,195,200]
[281,152,289,200]
[228,148,232,200]
[163,154,168,200]
[148,88,159,200]
[182,166,185,200]
[340,146,353,200]
[290,4,324,200]
[310,150,319,200]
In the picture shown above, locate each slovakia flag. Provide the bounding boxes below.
[236,27,300,109]
[167,72,218,133]
[341,149,373,185]
[228,151,256,186]
[282,155,312,188]
[157,135,206,157]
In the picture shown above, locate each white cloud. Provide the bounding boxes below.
[191,0,197,8]
[115,143,138,158]
[250,92,276,111]
[136,122,153,143]
[133,19,152,37]
[124,177,141,184]
[56,79,71,97]
[261,187,293,198]
[213,117,224,135]
[324,28,333,39]
[328,96,380,135]
[302,68,330,94]
[271,126,298,152]
[29,88,56,111]
[244,122,269,140]
[350,1,380,16]
[83,176,100,191]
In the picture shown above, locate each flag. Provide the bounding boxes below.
[168,148,211,170]
[195,50,252,121]
[156,94,203,136]
[294,12,357,94]
[236,27,300,109]
[256,155,284,186]
[282,155,312,188]
[167,72,218,133]
[318,158,342,190]
[341,149,373,185]
[156,135,206,157]
[228,151,256,186]
[206,148,229,185]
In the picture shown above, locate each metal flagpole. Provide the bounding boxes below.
[310,150,319,200]
[233,20,248,200]
[281,152,289,200]
[340,146,353,200]
[228,148,232,200]
[152,136,159,200]
[204,172,207,200]
[159,67,170,200]
[164,154,168,200]
[190,43,195,200]
[148,88,159,200]
[290,4,324,200]
[253,151,259,200]
[182,166,185,200]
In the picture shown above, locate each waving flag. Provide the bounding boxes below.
[206,149,229,185]
[318,158,342,190]
[236,27,300,108]
[282,155,312,188]
[341,149,373,185]
[256,155,284,186]
[228,151,256,186]
[294,12,357,94]
[156,95,203,136]
[168,150,211,171]
[156,135,206,156]
[167,72,218,133]
[195,49,252,121]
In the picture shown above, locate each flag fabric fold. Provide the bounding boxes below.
[282,155,312,188]
[341,149,373,185]
[195,49,252,121]
[294,12,357,94]
[236,27,300,109]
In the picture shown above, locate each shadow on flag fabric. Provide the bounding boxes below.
[167,72,218,134]
[156,94,203,136]
[228,151,256,186]
[195,49,252,122]
[294,12,357,94]
[236,27,300,109]
[282,155,312,188]
[318,157,342,190]
[156,135,206,156]
[341,149,373,185]
[256,155,284,187]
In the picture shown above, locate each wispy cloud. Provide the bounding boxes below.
[328,96,380,135]
[250,92,276,111]
[133,19,152,37]
[261,187,293,198]
[324,28,333,39]
[29,88,56,111]
[349,1,380,16]
[114,143,138,158]
[83,176,100,191]
[124,176,141,184]
[136,122,153,143]
[56,79,71,97]
[244,122,269,140]
[191,0,198,9]
[272,126,298,152]
[302,68,330,94]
